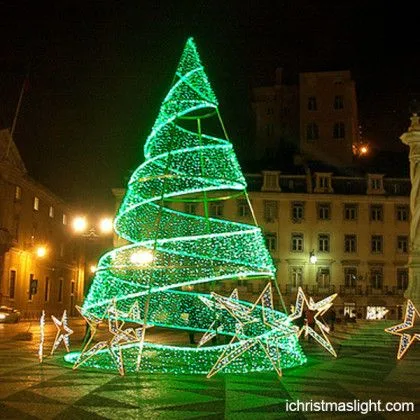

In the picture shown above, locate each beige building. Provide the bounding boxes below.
[0,129,85,318]
[252,69,359,166]
[113,168,409,321]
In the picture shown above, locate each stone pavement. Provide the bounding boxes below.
[0,319,419,419]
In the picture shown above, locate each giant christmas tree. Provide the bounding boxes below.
[66,38,306,375]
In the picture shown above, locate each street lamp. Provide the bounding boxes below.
[72,216,88,234]
[99,217,113,235]
[35,245,48,258]
[309,250,317,264]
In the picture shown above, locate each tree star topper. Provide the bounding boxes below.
[207,283,299,378]
[385,299,420,359]
[51,310,74,355]
[288,287,337,357]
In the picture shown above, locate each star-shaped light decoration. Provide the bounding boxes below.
[288,287,337,357]
[51,310,74,355]
[206,282,298,378]
[385,299,420,360]
[198,289,239,347]
[73,300,142,376]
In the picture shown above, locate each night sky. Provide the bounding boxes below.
[0,1,418,211]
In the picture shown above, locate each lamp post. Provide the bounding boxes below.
[71,215,114,305]
[400,113,420,306]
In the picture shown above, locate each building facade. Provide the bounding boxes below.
[114,168,410,322]
[252,69,359,166]
[0,129,84,318]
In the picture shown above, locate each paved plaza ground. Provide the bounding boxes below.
[0,318,419,419]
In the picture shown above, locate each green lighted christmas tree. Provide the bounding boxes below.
[66,38,306,375]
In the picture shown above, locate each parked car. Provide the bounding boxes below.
[0,306,21,323]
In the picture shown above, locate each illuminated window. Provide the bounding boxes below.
[62,213,67,225]
[33,197,39,211]
[49,206,54,218]
[15,186,22,201]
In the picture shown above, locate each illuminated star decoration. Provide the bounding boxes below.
[288,287,338,357]
[73,300,142,376]
[51,310,74,355]
[385,299,420,360]
[38,310,45,363]
[207,283,298,378]
[198,289,239,347]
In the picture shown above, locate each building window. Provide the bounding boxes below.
[266,124,274,137]
[9,270,16,299]
[318,234,330,252]
[307,96,317,111]
[28,273,35,301]
[265,233,277,252]
[306,122,319,141]
[333,122,345,139]
[71,280,75,296]
[317,267,330,288]
[62,213,67,225]
[397,268,408,290]
[291,202,304,222]
[370,267,383,289]
[184,203,197,215]
[12,215,20,241]
[267,107,274,115]
[344,267,357,287]
[317,203,331,220]
[314,173,333,193]
[291,233,304,252]
[334,95,344,110]
[60,243,65,258]
[291,267,303,288]
[264,200,278,222]
[58,277,64,303]
[15,186,22,201]
[262,171,280,191]
[371,235,383,253]
[237,199,250,218]
[396,205,409,222]
[344,234,357,253]
[371,178,381,190]
[344,203,358,220]
[397,235,408,253]
[33,197,39,211]
[44,277,50,302]
[49,206,54,218]
[370,204,383,221]
[210,203,223,218]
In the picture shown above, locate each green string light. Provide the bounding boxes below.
[67,37,306,375]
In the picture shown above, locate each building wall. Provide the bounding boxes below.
[0,129,84,318]
[113,171,409,321]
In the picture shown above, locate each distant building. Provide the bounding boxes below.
[252,69,359,166]
[113,167,409,321]
[0,129,84,318]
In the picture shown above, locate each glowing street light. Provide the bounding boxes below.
[72,216,88,234]
[309,251,317,264]
[99,217,113,234]
[36,245,47,258]
[89,264,97,274]
[130,250,155,265]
